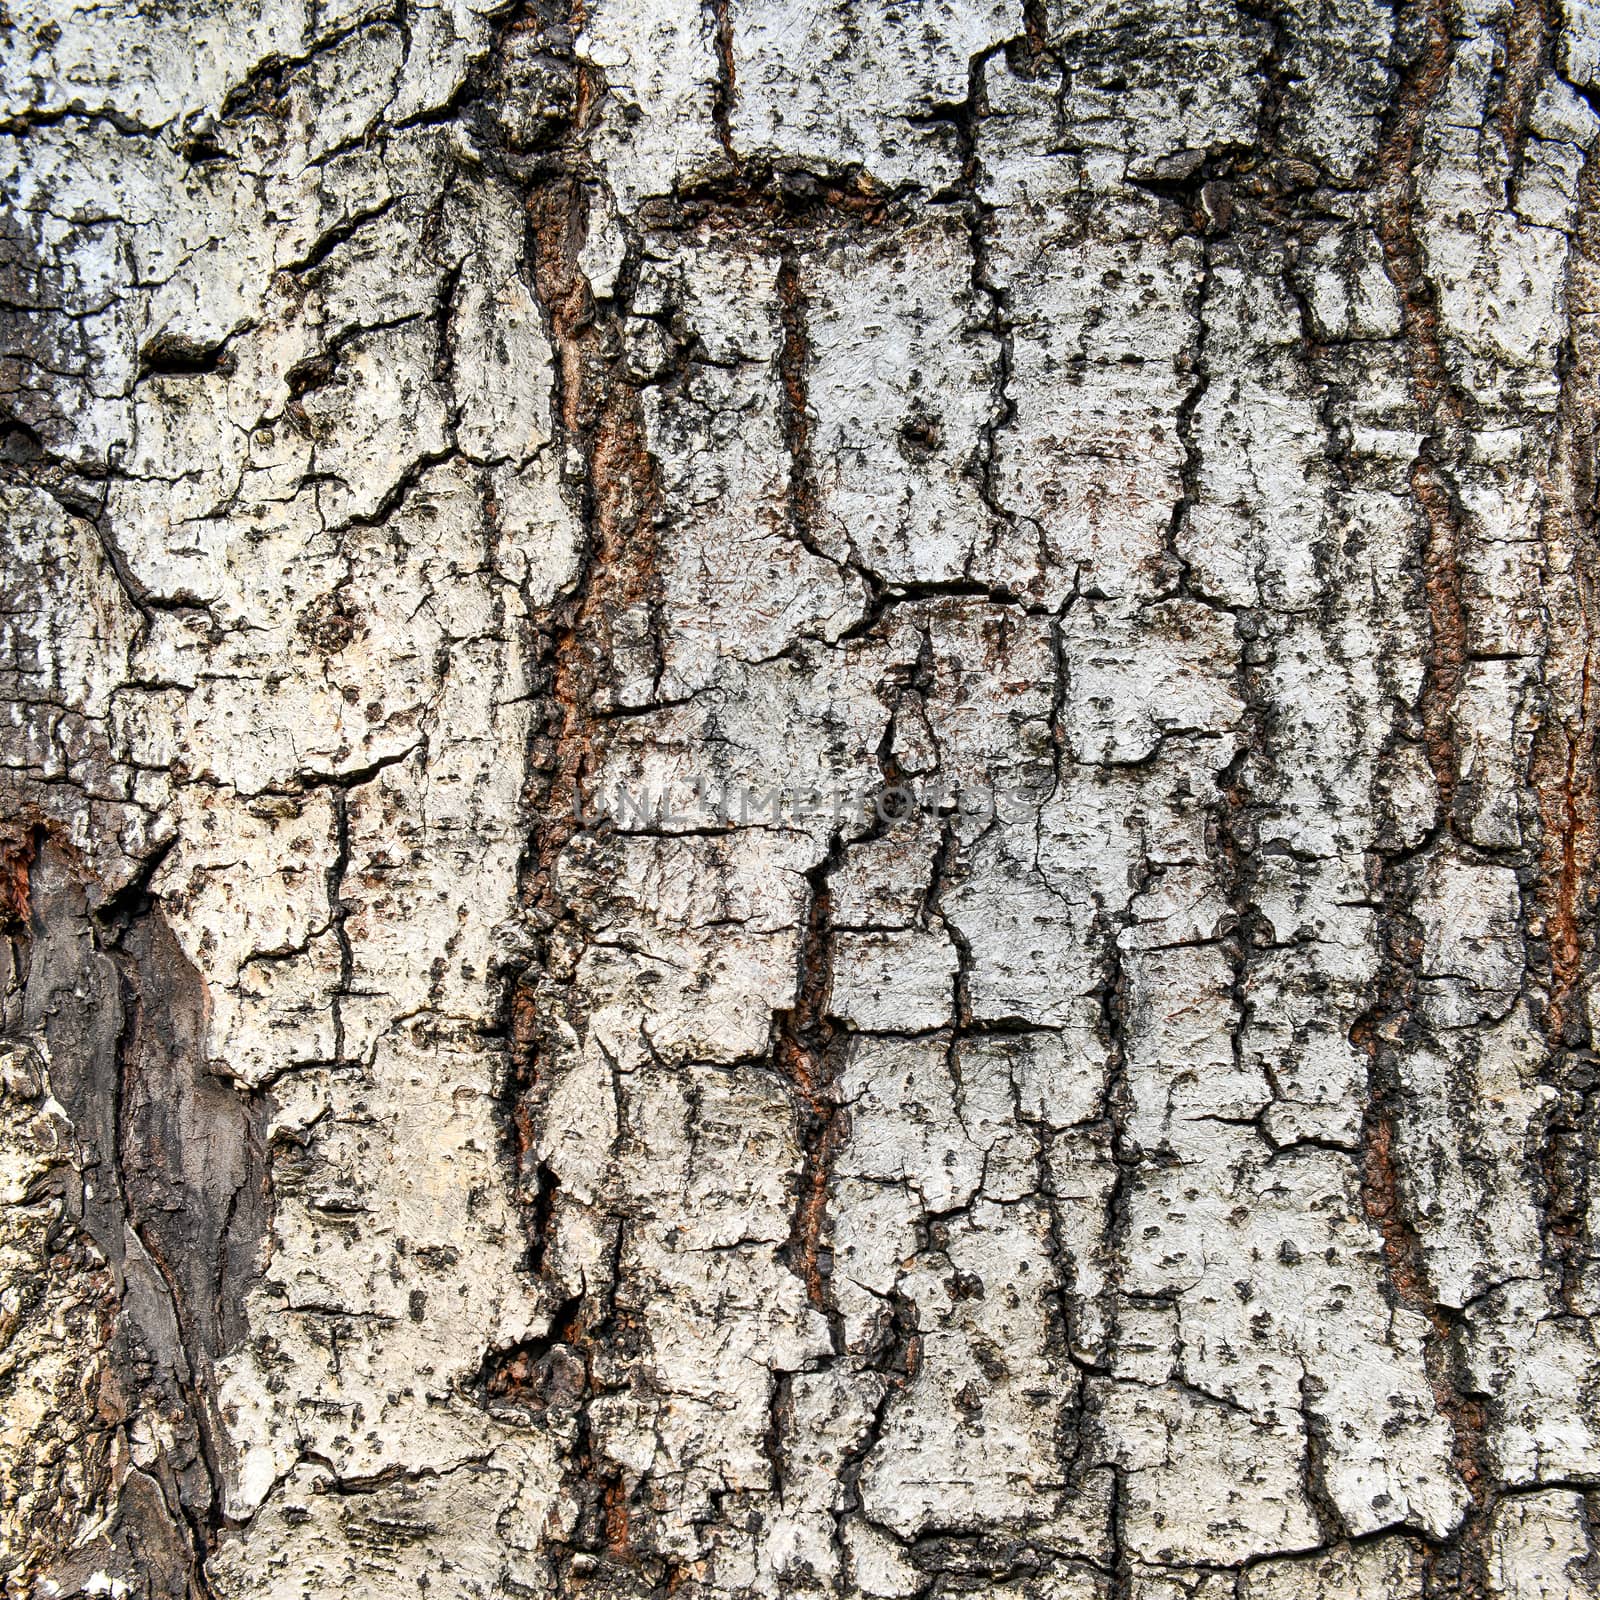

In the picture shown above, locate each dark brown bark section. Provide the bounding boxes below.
[1,836,267,1598]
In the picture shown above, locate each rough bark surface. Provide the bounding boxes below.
[3,0,1600,1596]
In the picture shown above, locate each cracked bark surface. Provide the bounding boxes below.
[5,0,1600,1595]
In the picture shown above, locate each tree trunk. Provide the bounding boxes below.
[3,0,1600,1595]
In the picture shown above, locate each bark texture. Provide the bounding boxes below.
[3,0,1600,1595]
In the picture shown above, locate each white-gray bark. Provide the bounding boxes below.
[3,0,1600,1596]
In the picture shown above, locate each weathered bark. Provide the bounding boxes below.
[3,0,1600,1595]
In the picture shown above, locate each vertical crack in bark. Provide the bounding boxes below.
[1353,849,1495,1576]
[709,0,738,159]
[474,12,670,1580]
[774,255,822,562]
[1372,0,1466,815]
[1409,453,1471,821]
[957,51,1029,596]
[775,841,847,1326]
[1163,225,1215,603]
[509,134,661,1141]
[1354,903,1493,1591]
[1497,0,1551,192]
[1357,0,1494,1584]
[1529,151,1600,1311]
[325,789,354,1067]
[1093,907,1137,1600]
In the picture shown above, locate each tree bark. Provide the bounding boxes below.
[3,0,1600,1595]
